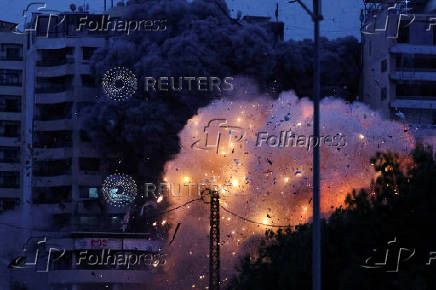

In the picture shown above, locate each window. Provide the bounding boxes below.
[0,198,20,210]
[33,159,72,177]
[0,69,22,86]
[397,22,410,44]
[396,83,436,97]
[34,131,72,148]
[81,75,96,87]
[0,120,20,138]
[33,186,72,204]
[434,24,436,45]
[80,130,92,142]
[0,95,21,112]
[79,158,100,173]
[0,44,23,60]
[36,76,72,93]
[381,87,387,101]
[0,147,20,162]
[80,187,99,199]
[381,59,387,73]
[82,47,97,61]
[36,103,72,121]
[0,171,19,188]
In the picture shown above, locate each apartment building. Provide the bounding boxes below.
[0,20,26,211]
[24,12,133,233]
[361,0,436,147]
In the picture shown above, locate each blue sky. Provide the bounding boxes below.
[0,0,362,40]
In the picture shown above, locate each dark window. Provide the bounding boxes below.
[81,75,96,87]
[397,22,410,44]
[0,69,22,86]
[0,198,20,210]
[0,95,21,112]
[434,24,436,45]
[79,158,100,173]
[0,120,20,138]
[433,112,436,125]
[0,44,23,60]
[82,47,97,61]
[36,103,72,120]
[381,59,387,72]
[0,171,19,188]
[396,83,436,97]
[0,146,20,162]
[381,87,387,101]
[36,76,72,93]
[34,131,72,148]
[33,159,72,177]
[80,130,92,142]
[33,186,72,204]
[37,48,67,66]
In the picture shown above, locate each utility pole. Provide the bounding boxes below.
[209,190,220,290]
[312,1,322,290]
[288,1,322,290]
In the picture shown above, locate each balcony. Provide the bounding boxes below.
[34,131,72,148]
[391,99,436,109]
[37,63,75,78]
[33,175,72,187]
[391,71,436,82]
[33,147,72,160]
[35,91,73,104]
[391,44,436,56]
[34,119,73,131]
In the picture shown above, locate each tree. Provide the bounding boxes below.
[228,146,436,290]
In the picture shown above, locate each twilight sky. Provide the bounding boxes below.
[0,0,362,40]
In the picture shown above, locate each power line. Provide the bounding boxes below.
[220,205,294,228]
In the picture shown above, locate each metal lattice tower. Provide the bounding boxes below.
[209,190,220,290]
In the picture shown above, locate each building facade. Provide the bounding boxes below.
[362,0,436,147]
[0,20,26,211]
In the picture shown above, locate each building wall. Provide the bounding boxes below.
[362,10,436,148]
[0,22,26,211]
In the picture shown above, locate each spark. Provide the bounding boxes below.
[359,134,365,140]
[161,220,167,225]
[157,196,163,203]
[232,179,239,187]
[152,221,157,226]
[284,177,289,183]
[262,219,268,225]
[184,176,190,183]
